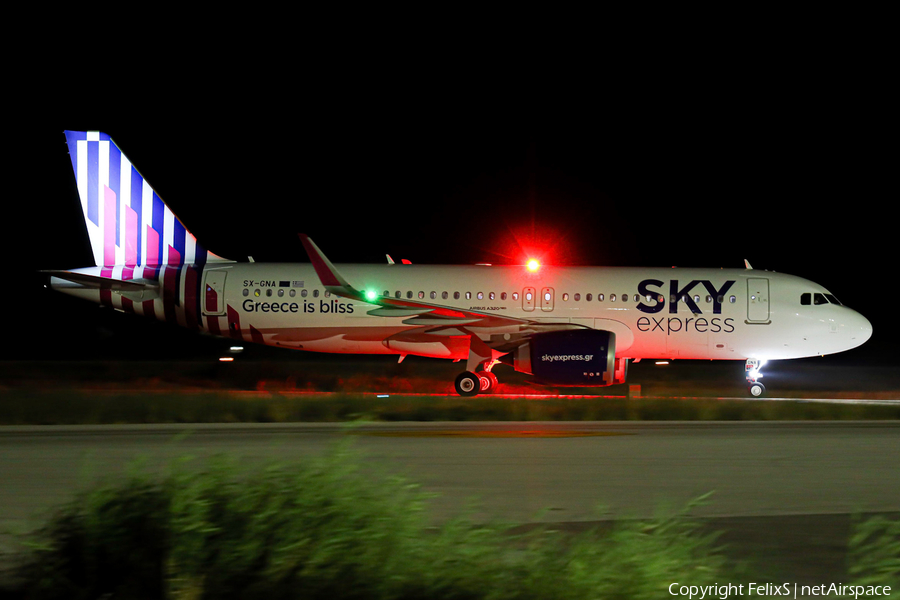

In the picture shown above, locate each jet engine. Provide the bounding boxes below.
[500,329,623,386]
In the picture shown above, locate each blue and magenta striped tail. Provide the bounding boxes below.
[63,131,231,268]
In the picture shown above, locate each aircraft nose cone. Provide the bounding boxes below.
[851,310,873,346]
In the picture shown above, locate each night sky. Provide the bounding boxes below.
[7,39,896,366]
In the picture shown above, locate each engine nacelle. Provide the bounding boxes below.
[501,329,618,386]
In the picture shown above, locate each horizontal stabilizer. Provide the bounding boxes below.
[44,270,160,301]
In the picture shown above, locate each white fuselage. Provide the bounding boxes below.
[53,263,872,363]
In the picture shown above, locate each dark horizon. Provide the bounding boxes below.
[7,60,896,367]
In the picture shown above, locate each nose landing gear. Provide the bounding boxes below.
[745,358,767,397]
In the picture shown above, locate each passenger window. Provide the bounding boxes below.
[454,292,460,300]
[254,289,261,297]
[586,293,592,301]
[384,290,390,297]
[574,293,580,301]
[513,292,519,300]
[729,295,736,303]
[243,289,249,297]
[466,292,472,300]
[501,292,507,300]
[301,289,308,298]
[313,290,319,298]
[290,289,296,297]
[477,292,484,300]
[598,294,605,302]
[489,292,495,300]
[395,291,401,298]
[418,291,425,299]
[801,293,811,305]
[611,294,617,302]
[430,291,436,299]
[278,289,284,297]
[442,291,448,300]
[562,293,569,301]
[525,292,533,301]
[407,291,412,299]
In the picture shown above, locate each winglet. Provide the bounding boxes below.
[298,234,351,288]
[744,259,753,270]
[298,234,373,306]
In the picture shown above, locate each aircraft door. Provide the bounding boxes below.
[523,287,535,312]
[203,270,227,316]
[747,278,770,323]
[540,287,555,312]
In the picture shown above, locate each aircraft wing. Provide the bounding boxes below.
[299,235,582,337]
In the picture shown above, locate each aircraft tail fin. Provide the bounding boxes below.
[63,131,232,268]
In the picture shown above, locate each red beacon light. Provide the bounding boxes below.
[526,259,540,272]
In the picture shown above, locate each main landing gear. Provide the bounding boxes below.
[454,333,503,397]
[454,362,499,397]
[745,358,767,397]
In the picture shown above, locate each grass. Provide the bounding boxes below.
[3,357,899,425]
[5,445,899,599]
[0,448,736,599]
[2,388,900,425]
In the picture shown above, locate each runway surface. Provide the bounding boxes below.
[2,421,899,531]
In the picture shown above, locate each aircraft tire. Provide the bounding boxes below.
[455,372,480,397]
[478,371,498,393]
[748,382,766,398]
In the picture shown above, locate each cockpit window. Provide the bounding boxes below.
[802,292,842,306]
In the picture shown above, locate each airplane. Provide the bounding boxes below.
[46,131,873,397]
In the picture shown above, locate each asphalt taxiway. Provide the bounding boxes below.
[2,421,899,530]
[3,420,899,583]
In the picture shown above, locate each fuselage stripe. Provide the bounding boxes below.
[121,267,135,314]
[227,305,243,341]
[184,266,199,330]
[99,267,113,307]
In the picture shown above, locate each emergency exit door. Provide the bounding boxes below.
[203,270,227,316]
[747,278,770,323]
[522,287,535,312]
[540,287,555,312]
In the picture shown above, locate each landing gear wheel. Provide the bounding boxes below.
[748,382,766,398]
[478,371,499,393]
[455,371,480,397]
